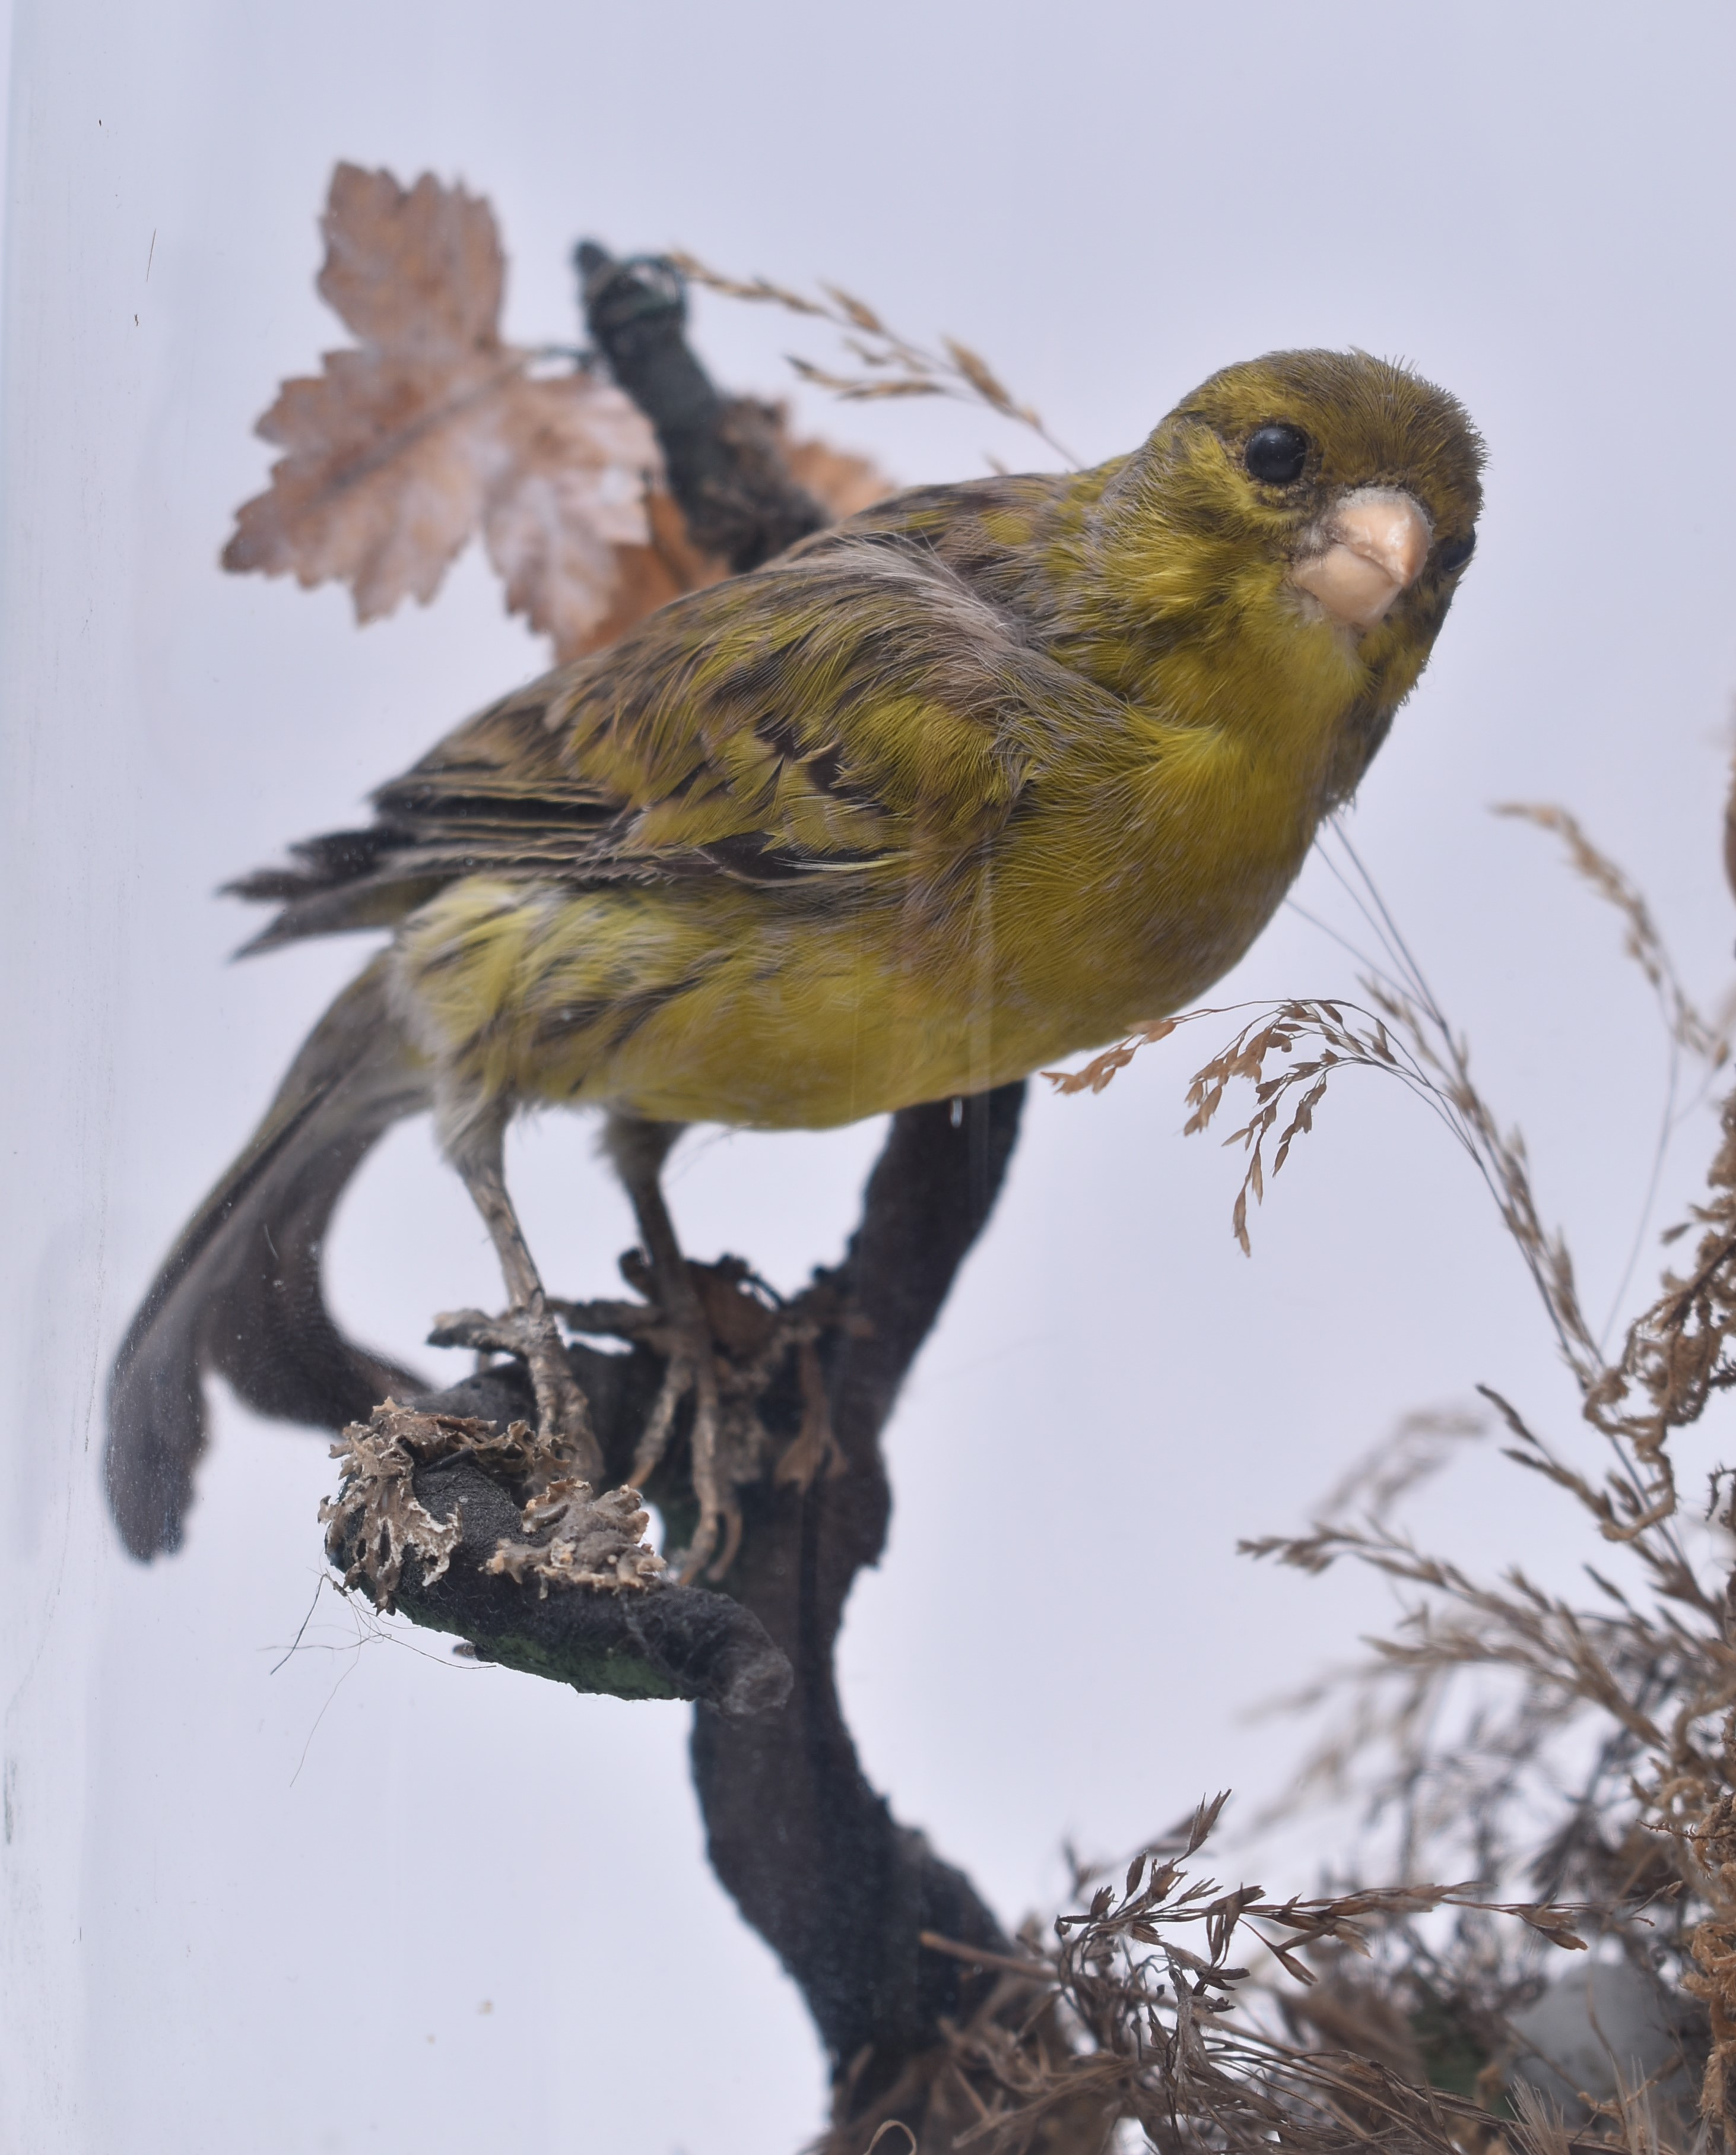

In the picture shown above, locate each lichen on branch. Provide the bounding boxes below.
[320,1400,663,1613]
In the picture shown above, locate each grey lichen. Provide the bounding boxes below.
[322,1400,664,1611]
[485,1475,667,1595]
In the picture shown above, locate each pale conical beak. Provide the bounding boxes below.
[1290,487,1432,632]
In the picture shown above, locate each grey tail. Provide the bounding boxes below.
[106,955,433,1560]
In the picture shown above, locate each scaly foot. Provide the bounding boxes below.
[429,1295,601,1479]
[633,1273,736,1584]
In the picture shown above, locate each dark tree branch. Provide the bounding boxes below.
[388,1085,1028,2099]
[576,242,829,571]
[691,1086,1027,2098]
[351,256,1032,2139]
[331,1384,793,1719]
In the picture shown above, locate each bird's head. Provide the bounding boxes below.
[1081,350,1484,783]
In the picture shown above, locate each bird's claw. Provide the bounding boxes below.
[469,1257,829,1585]
[602,1266,740,1585]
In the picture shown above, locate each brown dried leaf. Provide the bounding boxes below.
[224,164,513,617]
[223,162,658,643]
[562,486,728,660]
[480,373,659,654]
[313,163,503,356]
[221,340,509,619]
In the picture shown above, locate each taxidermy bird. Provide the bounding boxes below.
[107,348,1483,1577]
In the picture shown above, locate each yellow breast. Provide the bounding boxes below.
[392,660,1348,1130]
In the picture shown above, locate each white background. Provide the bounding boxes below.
[4,3,1736,2149]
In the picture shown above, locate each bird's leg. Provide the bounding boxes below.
[602,1113,734,1583]
[448,1120,601,1480]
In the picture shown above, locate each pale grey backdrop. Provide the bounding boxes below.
[4,3,1735,2149]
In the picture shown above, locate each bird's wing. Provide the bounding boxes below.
[237,512,1096,949]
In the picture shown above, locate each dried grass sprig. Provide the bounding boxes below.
[820,1795,1593,2155]
[1225,1066,1736,1917]
[668,251,1079,469]
[1043,803,1736,2149]
[1046,978,1601,1388]
[1497,804,1728,1070]
[1228,1081,1736,2139]
[1051,807,1736,1504]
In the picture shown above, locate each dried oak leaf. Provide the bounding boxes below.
[223,161,658,648]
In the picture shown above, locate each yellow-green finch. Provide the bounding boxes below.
[108,347,1483,1568]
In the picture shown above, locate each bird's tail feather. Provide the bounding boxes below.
[107,955,433,1560]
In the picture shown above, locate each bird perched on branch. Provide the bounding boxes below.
[108,348,1483,1577]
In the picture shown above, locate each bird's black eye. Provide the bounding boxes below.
[1243,423,1310,485]
[1438,530,1476,575]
